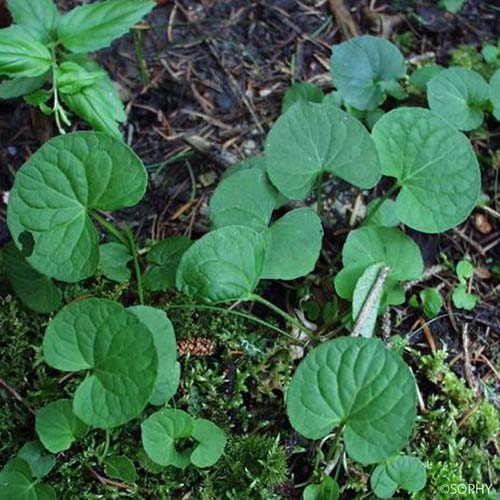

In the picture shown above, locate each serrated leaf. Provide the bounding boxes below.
[6,0,60,43]
[103,455,137,483]
[261,208,323,280]
[286,337,417,464]
[16,441,55,479]
[0,26,52,78]
[282,82,324,113]
[331,35,406,110]
[3,242,62,314]
[303,476,339,500]
[210,168,279,231]
[365,198,400,227]
[7,132,147,282]
[265,102,381,200]
[0,74,48,99]
[143,236,192,292]
[58,0,156,53]
[176,225,266,303]
[56,61,102,95]
[99,242,132,282]
[352,263,389,338]
[490,68,500,120]
[334,227,423,302]
[43,299,158,429]
[141,409,194,468]
[370,456,426,498]
[427,68,489,130]
[409,64,444,91]
[35,399,89,453]
[128,306,179,406]
[190,419,226,468]
[372,107,481,233]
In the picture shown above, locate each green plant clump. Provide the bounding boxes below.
[1,26,497,499]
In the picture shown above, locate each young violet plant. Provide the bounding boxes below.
[0,0,156,137]
[1,33,485,499]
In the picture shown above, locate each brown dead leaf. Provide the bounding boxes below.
[473,213,493,235]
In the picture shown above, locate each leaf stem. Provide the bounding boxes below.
[168,303,304,343]
[363,182,399,226]
[92,212,144,304]
[326,423,344,462]
[316,172,324,216]
[99,429,111,463]
[92,212,129,247]
[249,293,317,339]
[124,226,144,305]
[50,45,70,134]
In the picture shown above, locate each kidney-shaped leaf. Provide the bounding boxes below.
[210,168,279,231]
[334,227,423,301]
[35,399,89,453]
[331,35,406,111]
[58,0,155,53]
[265,102,381,200]
[128,306,179,406]
[141,409,194,468]
[7,132,147,282]
[427,67,489,131]
[370,455,427,498]
[190,419,226,468]
[3,242,62,314]
[176,225,266,303]
[262,208,323,280]
[43,299,158,429]
[286,337,417,465]
[372,107,480,233]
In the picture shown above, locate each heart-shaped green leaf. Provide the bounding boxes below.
[103,455,137,483]
[99,242,132,283]
[427,67,489,130]
[57,0,155,54]
[143,236,193,292]
[286,337,417,464]
[141,409,194,468]
[334,227,423,302]
[43,299,158,429]
[409,64,444,91]
[16,441,55,479]
[7,132,147,282]
[128,305,179,406]
[35,399,89,453]
[190,419,226,468]
[210,168,279,231]
[370,455,427,498]
[0,459,56,500]
[262,208,323,280]
[282,82,324,113]
[265,102,381,200]
[372,107,480,233]
[330,35,406,110]
[3,241,62,313]
[6,0,60,44]
[0,26,52,78]
[176,225,266,303]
